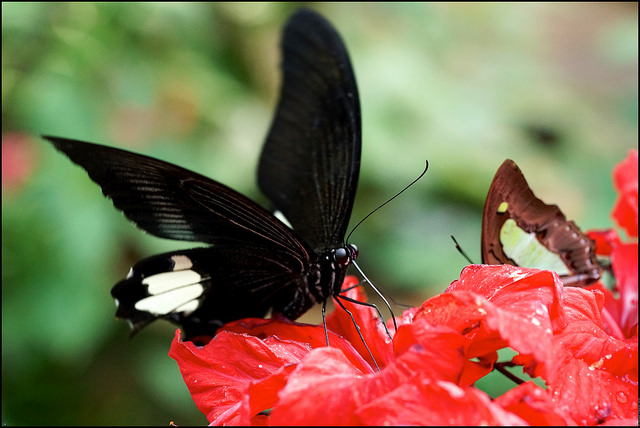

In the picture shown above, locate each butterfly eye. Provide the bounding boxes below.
[335,244,358,268]
[334,248,349,267]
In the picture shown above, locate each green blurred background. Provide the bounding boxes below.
[2,2,637,425]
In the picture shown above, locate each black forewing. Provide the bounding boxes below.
[44,136,311,258]
[258,8,361,252]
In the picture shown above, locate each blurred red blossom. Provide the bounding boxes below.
[2,133,37,195]
[611,149,638,238]
[587,149,638,339]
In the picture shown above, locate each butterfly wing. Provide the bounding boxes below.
[258,8,361,252]
[45,136,321,338]
[481,159,601,286]
[45,136,307,251]
[112,245,315,342]
[44,9,361,339]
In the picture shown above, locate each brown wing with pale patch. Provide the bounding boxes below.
[481,159,601,286]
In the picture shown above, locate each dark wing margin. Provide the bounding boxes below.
[44,136,309,255]
[257,8,361,252]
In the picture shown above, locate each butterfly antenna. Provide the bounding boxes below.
[329,161,428,365]
[345,160,429,244]
[341,161,428,336]
[451,235,475,264]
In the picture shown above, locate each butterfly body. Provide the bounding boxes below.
[45,8,362,341]
[481,159,601,286]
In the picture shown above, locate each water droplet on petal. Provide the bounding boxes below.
[616,391,628,404]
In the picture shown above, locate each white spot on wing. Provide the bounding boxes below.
[174,300,200,314]
[143,270,201,295]
[500,219,570,275]
[171,255,193,270]
[274,210,292,229]
[135,283,204,315]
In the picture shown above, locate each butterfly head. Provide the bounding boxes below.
[334,244,359,268]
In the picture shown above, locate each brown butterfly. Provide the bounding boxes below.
[481,159,601,286]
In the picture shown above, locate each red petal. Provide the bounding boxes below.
[415,291,508,370]
[222,314,374,373]
[611,242,638,338]
[612,193,638,239]
[169,316,373,425]
[612,149,638,238]
[447,264,566,332]
[392,319,468,383]
[241,364,296,424]
[586,281,625,339]
[556,287,637,377]
[269,346,372,425]
[169,329,303,425]
[546,353,638,424]
[587,228,622,257]
[494,381,575,425]
[613,149,639,195]
[417,265,562,379]
[600,418,640,426]
[326,279,394,367]
[355,378,527,426]
[270,325,474,425]
[540,287,639,424]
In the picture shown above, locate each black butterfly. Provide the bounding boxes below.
[481,159,601,286]
[44,8,364,342]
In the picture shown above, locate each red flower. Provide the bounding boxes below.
[516,284,638,425]
[169,277,475,425]
[612,150,638,238]
[170,266,637,425]
[169,152,637,425]
[495,381,575,426]
[587,234,639,339]
[2,133,37,195]
[168,307,373,425]
[587,149,638,339]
